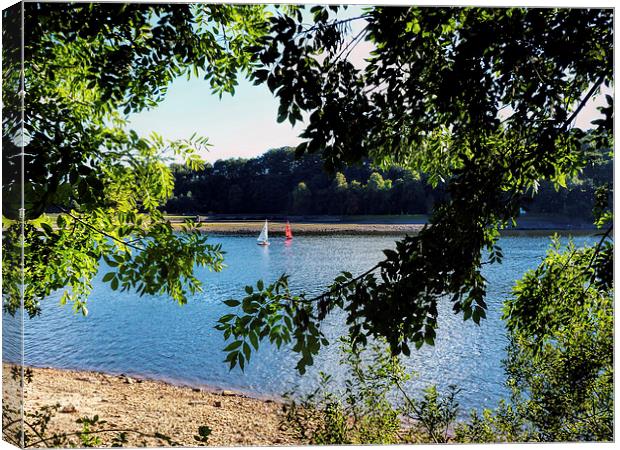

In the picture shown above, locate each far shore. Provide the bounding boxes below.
[15,213,602,236]
[170,218,600,236]
[179,220,426,235]
[3,364,298,447]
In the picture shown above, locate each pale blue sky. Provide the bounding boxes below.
[128,75,304,162]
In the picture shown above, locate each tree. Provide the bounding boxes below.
[365,172,388,214]
[332,172,348,192]
[329,172,348,214]
[366,172,385,191]
[292,182,313,214]
[345,181,363,215]
[227,184,244,213]
[219,6,613,374]
[214,8,613,441]
[2,2,270,316]
[502,235,613,440]
[454,230,613,442]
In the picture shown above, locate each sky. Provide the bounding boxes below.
[128,75,305,162]
[128,5,371,163]
[127,5,610,164]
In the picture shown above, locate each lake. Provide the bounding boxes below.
[2,233,595,414]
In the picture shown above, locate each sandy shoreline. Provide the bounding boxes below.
[19,215,598,236]
[3,364,298,447]
[174,221,597,236]
[179,221,425,236]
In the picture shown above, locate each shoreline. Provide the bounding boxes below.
[172,220,600,236]
[3,363,297,447]
[8,360,285,402]
[183,221,426,236]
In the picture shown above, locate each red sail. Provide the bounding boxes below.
[285,221,293,239]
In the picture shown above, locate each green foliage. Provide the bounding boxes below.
[281,336,473,445]
[502,236,613,441]
[216,275,328,374]
[2,208,225,318]
[278,232,613,444]
[407,385,460,443]
[167,147,447,216]
[282,337,409,445]
[454,400,533,443]
[367,172,386,191]
[76,416,106,447]
[220,6,614,366]
[455,234,613,443]
[4,3,269,219]
[592,183,613,228]
[292,182,314,214]
[2,3,269,317]
[168,145,610,218]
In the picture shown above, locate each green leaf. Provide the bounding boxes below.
[242,342,251,361]
[40,222,54,235]
[224,340,242,352]
[463,308,472,321]
[249,331,259,350]
[102,272,115,282]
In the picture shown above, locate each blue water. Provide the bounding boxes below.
[2,234,595,413]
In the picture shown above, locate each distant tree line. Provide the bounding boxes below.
[165,147,611,218]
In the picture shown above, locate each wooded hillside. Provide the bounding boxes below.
[166,146,611,217]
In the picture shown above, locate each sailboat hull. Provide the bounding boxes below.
[257,241,270,246]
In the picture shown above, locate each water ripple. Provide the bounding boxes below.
[3,234,594,413]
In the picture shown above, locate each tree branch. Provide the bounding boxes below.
[54,206,145,251]
[324,26,369,74]
[562,76,606,131]
[304,262,381,305]
[299,14,370,36]
[585,224,613,275]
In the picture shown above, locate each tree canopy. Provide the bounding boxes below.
[218,5,613,371]
[2,2,270,315]
[166,146,610,218]
[167,147,444,215]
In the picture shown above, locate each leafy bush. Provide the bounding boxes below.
[407,385,460,443]
[281,336,463,444]
[282,337,406,444]
[501,236,613,441]
[456,235,613,443]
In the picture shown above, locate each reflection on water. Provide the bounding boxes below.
[2,234,595,413]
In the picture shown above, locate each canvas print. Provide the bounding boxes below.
[1,1,614,447]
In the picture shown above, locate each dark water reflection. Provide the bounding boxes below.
[3,234,595,413]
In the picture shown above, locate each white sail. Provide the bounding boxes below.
[257,220,269,243]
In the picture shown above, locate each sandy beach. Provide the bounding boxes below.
[185,221,425,236]
[3,364,298,447]
[170,218,598,236]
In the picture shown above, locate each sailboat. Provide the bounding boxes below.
[257,220,270,246]
[285,221,293,240]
